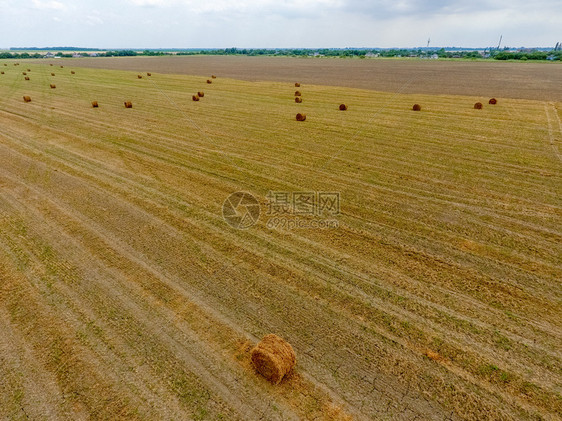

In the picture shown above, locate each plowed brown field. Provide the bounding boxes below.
[43,55,562,101]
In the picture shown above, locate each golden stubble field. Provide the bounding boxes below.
[0,60,561,420]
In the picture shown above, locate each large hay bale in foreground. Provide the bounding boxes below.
[124,101,133,108]
[474,102,483,110]
[294,90,301,96]
[50,84,56,89]
[197,91,204,97]
[251,334,296,384]
[192,95,200,101]
[295,97,302,103]
[296,113,306,121]
[91,101,99,108]
[488,98,497,105]
[339,103,348,111]
[412,104,421,111]
[23,96,31,103]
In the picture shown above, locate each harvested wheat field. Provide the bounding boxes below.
[0,60,561,421]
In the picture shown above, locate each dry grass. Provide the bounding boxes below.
[0,62,560,421]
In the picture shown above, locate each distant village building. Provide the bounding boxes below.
[44,52,55,59]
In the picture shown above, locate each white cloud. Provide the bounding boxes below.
[0,0,560,48]
[31,0,66,10]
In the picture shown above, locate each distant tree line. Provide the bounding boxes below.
[1,48,560,61]
[493,50,562,60]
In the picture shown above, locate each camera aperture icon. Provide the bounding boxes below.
[222,191,260,229]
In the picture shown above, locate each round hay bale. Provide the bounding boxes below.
[24,76,30,81]
[51,73,55,76]
[71,71,75,75]
[27,69,31,72]
[192,95,200,101]
[23,96,31,103]
[60,65,64,68]
[295,97,302,103]
[207,79,212,84]
[295,82,300,87]
[296,113,306,121]
[294,91,301,96]
[251,334,296,384]
[137,75,142,79]
[50,84,56,89]
[91,101,99,108]
[147,72,152,76]
[339,103,348,111]
[22,72,27,75]
[211,75,217,79]
[124,101,133,108]
[474,102,483,110]
[49,63,53,66]
[3,63,7,66]
[1,71,4,75]
[197,91,204,97]
[488,98,497,105]
[412,104,421,111]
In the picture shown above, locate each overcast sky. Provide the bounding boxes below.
[0,0,560,49]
